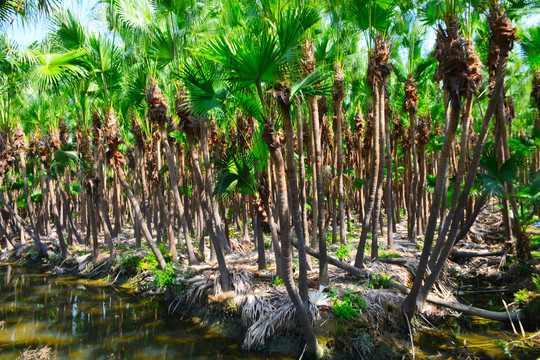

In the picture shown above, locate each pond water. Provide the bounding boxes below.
[0,264,292,360]
[415,289,540,359]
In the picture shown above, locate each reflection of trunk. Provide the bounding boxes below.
[262,120,319,355]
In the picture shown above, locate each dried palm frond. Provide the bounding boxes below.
[417,115,431,146]
[17,346,52,360]
[403,74,419,113]
[367,36,392,88]
[13,124,27,150]
[48,129,61,151]
[434,15,483,106]
[301,40,315,75]
[146,78,169,129]
[232,269,253,296]
[486,0,517,83]
[242,289,320,351]
[59,118,68,145]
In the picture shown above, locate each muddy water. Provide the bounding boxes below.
[0,264,292,359]
[415,290,540,359]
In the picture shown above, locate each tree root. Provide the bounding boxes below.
[291,239,525,323]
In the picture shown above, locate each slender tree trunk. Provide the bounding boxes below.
[354,89,380,268]
[409,19,514,313]
[278,89,309,304]
[115,164,167,270]
[402,99,461,317]
[371,84,386,259]
[185,128,231,290]
[45,164,69,258]
[308,94,328,285]
[161,135,198,264]
[296,101,310,262]
[333,63,347,245]
[19,152,39,239]
[262,120,320,356]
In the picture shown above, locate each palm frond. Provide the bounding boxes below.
[114,0,154,33]
[51,7,86,50]
[180,58,227,118]
[213,149,257,199]
[30,49,87,90]
[519,26,540,69]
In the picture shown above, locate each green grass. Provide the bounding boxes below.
[332,287,368,322]
[379,250,400,259]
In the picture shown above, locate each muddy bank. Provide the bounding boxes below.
[0,241,409,360]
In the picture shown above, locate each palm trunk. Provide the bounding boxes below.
[115,164,167,270]
[45,164,69,258]
[278,89,309,304]
[384,101,394,250]
[161,132,198,264]
[296,100,310,259]
[408,109,419,242]
[402,98,461,317]
[308,94,328,285]
[19,152,39,239]
[410,10,513,312]
[0,192,48,255]
[333,63,347,245]
[354,93,380,268]
[185,127,231,290]
[262,120,319,355]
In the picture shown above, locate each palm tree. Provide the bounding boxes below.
[203,3,322,355]
[0,0,58,29]
[403,0,518,317]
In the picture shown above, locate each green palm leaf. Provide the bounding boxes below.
[180,58,227,118]
[213,149,257,199]
[519,26,540,70]
[51,7,86,50]
[30,49,87,90]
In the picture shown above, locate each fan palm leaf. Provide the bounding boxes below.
[180,58,227,118]
[30,49,87,90]
[213,149,257,199]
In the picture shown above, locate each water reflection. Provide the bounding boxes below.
[0,264,292,360]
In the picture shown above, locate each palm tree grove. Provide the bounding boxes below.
[1,0,540,359]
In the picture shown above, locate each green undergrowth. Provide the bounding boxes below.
[118,243,174,275]
[330,287,367,322]
[367,273,393,289]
